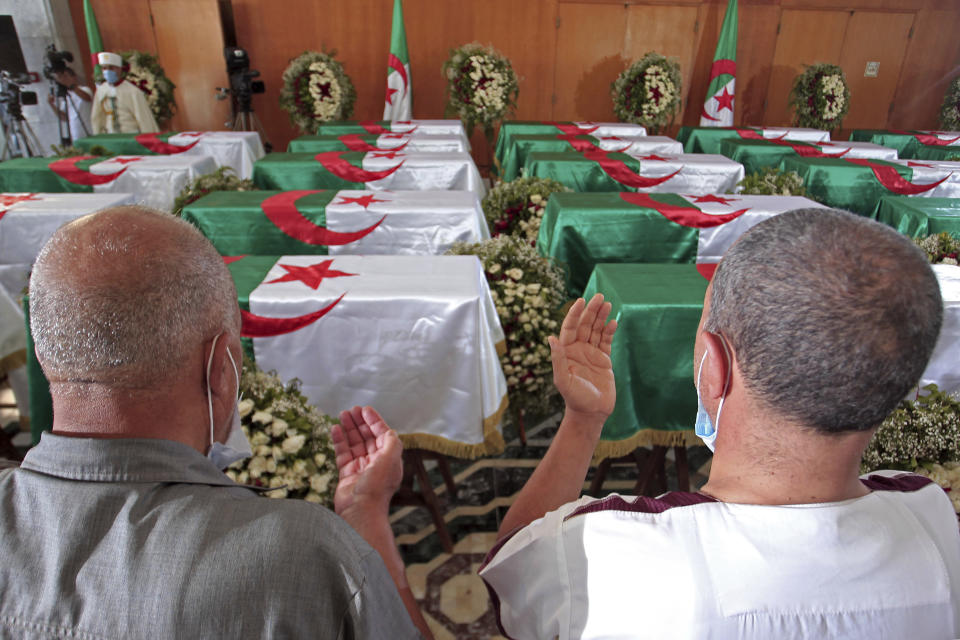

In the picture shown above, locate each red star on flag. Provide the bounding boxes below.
[371,150,403,159]
[640,154,672,162]
[385,86,398,105]
[334,194,389,208]
[112,157,143,165]
[0,193,42,207]
[686,194,739,205]
[714,87,735,112]
[266,259,357,290]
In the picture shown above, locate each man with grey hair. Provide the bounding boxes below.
[480,208,960,639]
[0,206,429,638]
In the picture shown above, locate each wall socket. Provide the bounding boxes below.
[864,61,880,78]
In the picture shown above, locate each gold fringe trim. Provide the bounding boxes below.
[495,339,506,358]
[399,394,509,459]
[0,349,26,376]
[591,428,705,465]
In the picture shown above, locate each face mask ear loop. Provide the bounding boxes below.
[206,333,221,448]
[714,335,733,429]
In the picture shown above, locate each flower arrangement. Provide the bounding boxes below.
[735,168,807,196]
[115,51,177,127]
[861,384,960,513]
[611,52,682,134]
[50,144,113,158]
[280,51,357,134]
[443,43,519,141]
[915,232,960,265]
[482,177,569,245]
[788,63,850,131]
[226,356,339,506]
[939,76,960,131]
[172,166,257,215]
[447,236,567,421]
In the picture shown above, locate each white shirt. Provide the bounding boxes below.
[62,86,93,141]
[91,80,159,135]
[480,471,960,639]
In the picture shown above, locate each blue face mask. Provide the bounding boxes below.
[103,69,120,85]
[694,339,731,452]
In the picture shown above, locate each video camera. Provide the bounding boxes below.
[216,46,265,112]
[42,45,74,81]
[0,70,38,115]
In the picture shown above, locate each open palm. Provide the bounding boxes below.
[332,406,403,516]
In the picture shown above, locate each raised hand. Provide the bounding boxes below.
[548,293,618,421]
[332,406,403,518]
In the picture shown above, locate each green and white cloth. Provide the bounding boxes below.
[287,134,468,153]
[538,192,824,296]
[252,151,486,198]
[382,0,412,120]
[677,126,830,154]
[850,130,960,159]
[498,134,682,181]
[229,254,508,458]
[494,121,648,175]
[699,0,737,127]
[872,195,960,238]
[182,190,489,256]
[316,120,468,146]
[720,138,897,174]
[524,151,744,194]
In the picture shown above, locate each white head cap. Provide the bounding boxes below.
[97,52,123,67]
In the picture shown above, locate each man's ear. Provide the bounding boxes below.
[203,334,232,399]
[700,331,732,402]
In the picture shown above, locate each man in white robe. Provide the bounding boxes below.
[90,52,159,135]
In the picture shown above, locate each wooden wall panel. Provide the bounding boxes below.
[837,11,913,130]
[890,9,960,129]
[148,0,228,132]
[762,9,849,126]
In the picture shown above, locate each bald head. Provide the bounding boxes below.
[30,206,239,389]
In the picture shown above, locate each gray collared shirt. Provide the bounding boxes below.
[0,433,419,639]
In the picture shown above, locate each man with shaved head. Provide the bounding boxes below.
[0,207,428,638]
[481,208,960,639]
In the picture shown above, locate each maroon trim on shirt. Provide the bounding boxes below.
[564,491,719,522]
[860,473,934,493]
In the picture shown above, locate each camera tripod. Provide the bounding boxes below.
[230,108,271,152]
[50,80,90,147]
[0,98,42,160]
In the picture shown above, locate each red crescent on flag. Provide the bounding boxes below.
[387,53,408,91]
[260,190,386,245]
[543,121,600,136]
[845,158,951,195]
[338,134,408,152]
[700,106,721,122]
[240,293,345,338]
[619,192,748,228]
[557,134,630,154]
[708,59,736,81]
[696,263,719,280]
[359,121,389,134]
[49,157,127,185]
[583,150,681,188]
[135,133,199,154]
[314,151,405,183]
[890,129,960,147]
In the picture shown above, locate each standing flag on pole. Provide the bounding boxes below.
[382,0,412,121]
[700,0,738,127]
[83,0,105,78]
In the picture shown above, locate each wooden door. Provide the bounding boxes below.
[762,9,849,126]
[837,11,914,130]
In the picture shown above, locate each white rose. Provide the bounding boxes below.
[237,398,255,418]
[252,411,273,425]
[310,473,332,494]
[305,492,323,504]
[281,434,306,455]
[250,431,269,447]
[269,418,289,438]
[248,456,267,478]
[314,453,327,467]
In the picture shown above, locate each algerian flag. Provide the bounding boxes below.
[700,0,737,127]
[83,0,105,79]
[382,0,412,121]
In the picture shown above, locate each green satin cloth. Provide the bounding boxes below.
[499,134,601,181]
[226,255,280,361]
[75,133,177,155]
[720,138,812,174]
[494,122,580,175]
[873,195,960,237]
[182,191,336,255]
[287,135,377,153]
[779,156,913,215]
[914,145,960,161]
[252,152,366,190]
[677,126,748,154]
[849,130,921,158]
[584,263,705,446]
[524,151,643,192]
[538,192,699,297]
[0,157,96,193]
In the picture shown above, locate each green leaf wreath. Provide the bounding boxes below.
[788,63,850,131]
[915,232,960,265]
[611,52,682,134]
[939,76,960,131]
[443,43,519,142]
[226,356,339,506]
[735,168,807,196]
[172,166,257,216]
[280,51,357,134]
[108,51,178,127]
[483,177,569,245]
[447,236,567,422]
